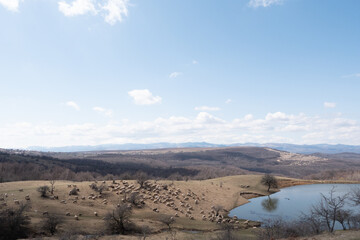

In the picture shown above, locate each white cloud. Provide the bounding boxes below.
[58,0,97,16]
[58,0,129,25]
[192,60,198,64]
[194,106,220,111]
[0,0,20,12]
[93,106,113,117]
[3,111,360,148]
[128,89,162,105]
[324,102,336,108]
[342,73,360,78]
[225,99,232,104]
[244,114,253,121]
[248,0,282,8]
[169,72,182,79]
[66,101,80,110]
[102,0,129,25]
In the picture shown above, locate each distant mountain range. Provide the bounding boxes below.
[26,142,360,154]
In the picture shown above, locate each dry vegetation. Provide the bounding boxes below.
[1,147,360,239]
[0,175,308,239]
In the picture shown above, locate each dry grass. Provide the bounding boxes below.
[1,175,357,239]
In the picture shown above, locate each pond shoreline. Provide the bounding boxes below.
[229,182,360,231]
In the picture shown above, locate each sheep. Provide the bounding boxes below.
[94,212,98,216]
[74,215,79,220]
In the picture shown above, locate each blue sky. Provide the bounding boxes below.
[1,0,360,148]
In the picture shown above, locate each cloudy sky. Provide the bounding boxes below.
[1,0,360,148]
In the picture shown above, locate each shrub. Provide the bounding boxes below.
[41,214,63,235]
[104,204,133,234]
[0,204,30,240]
[37,185,50,198]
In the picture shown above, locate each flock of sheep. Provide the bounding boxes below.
[0,179,249,228]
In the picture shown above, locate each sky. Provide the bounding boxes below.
[1,0,360,148]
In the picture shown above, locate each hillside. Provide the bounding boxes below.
[0,175,318,240]
[1,147,360,182]
[26,142,360,154]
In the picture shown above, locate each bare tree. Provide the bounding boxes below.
[300,211,323,235]
[261,174,278,192]
[350,186,360,206]
[127,192,144,208]
[37,185,50,198]
[159,215,175,230]
[104,204,132,234]
[311,186,349,232]
[49,180,56,195]
[136,172,149,189]
[41,214,63,235]
[0,204,30,240]
[140,225,151,240]
[336,209,351,230]
[89,183,108,195]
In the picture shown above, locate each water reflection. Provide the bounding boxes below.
[261,196,279,212]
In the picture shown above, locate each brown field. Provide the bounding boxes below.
[1,175,359,239]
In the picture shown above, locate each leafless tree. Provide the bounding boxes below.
[140,225,151,240]
[311,186,349,232]
[90,183,108,195]
[214,223,243,240]
[350,186,360,206]
[49,180,55,195]
[0,203,30,240]
[127,192,144,208]
[159,215,175,230]
[336,209,351,230]
[104,204,132,234]
[261,174,278,192]
[136,172,149,189]
[41,214,63,235]
[299,211,323,235]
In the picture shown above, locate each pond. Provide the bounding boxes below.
[229,184,360,229]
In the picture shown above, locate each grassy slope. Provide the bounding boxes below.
[1,175,358,240]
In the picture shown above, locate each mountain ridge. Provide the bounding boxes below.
[26,142,360,154]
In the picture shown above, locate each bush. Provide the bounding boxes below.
[104,204,133,234]
[41,214,63,235]
[37,185,50,198]
[0,204,30,240]
[69,187,78,195]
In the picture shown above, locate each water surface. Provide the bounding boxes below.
[229,184,360,225]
